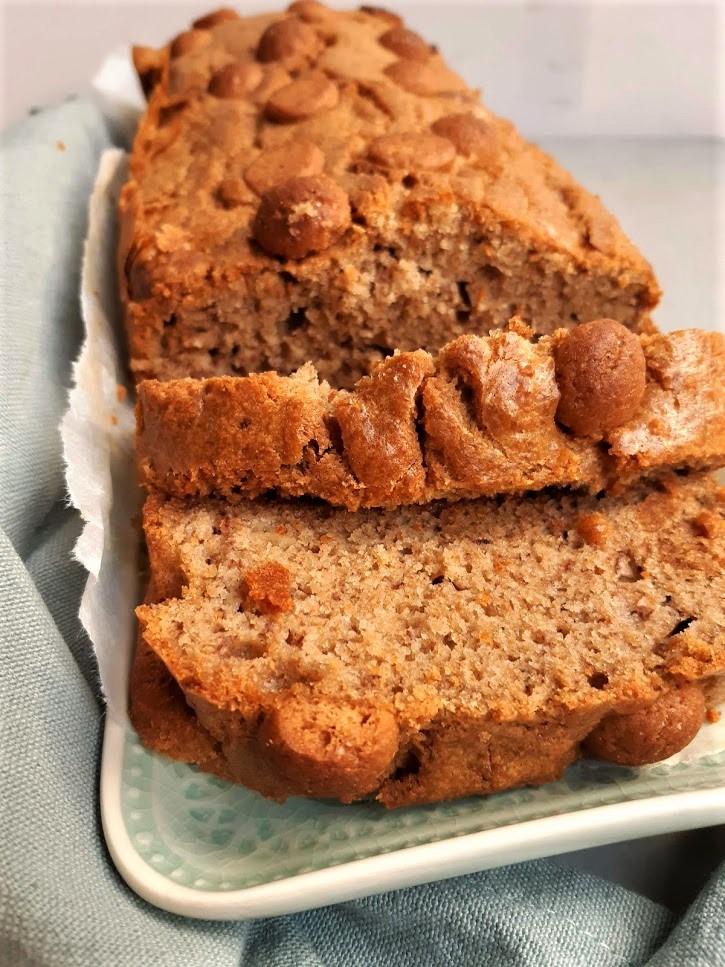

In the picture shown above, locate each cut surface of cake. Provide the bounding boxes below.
[136,472,725,807]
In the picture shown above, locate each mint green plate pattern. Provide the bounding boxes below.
[120,725,725,893]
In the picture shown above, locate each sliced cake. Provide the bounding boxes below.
[137,322,725,509]
[135,472,725,807]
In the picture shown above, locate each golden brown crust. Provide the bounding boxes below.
[130,636,235,782]
[130,657,715,806]
[582,683,706,766]
[136,327,725,510]
[132,46,166,98]
[130,652,605,806]
[258,697,399,801]
[120,4,659,387]
[333,349,433,504]
[608,329,725,475]
[377,712,600,808]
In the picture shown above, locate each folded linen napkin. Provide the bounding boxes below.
[0,97,722,967]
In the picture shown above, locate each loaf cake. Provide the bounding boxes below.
[137,321,725,510]
[134,471,725,807]
[121,3,660,387]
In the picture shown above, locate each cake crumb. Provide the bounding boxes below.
[706,707,721,724]
[506,315,533,339]
[56,140,65,152]
[137,472,725,807]
[116,384,128,402]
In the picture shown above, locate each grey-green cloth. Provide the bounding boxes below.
[0,98,723,967]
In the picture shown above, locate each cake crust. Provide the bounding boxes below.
[136,326,725,510]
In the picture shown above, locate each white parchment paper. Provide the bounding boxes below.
[60,148,140,721]
[92,48,145,147]
[61,52,725,757]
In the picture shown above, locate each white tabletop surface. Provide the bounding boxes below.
[2,0,723,915]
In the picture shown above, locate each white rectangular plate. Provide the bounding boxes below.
[101,713,725,920]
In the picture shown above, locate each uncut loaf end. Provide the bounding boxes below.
[121,3,659,387]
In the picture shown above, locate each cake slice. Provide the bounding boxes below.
[121,4,659,387]
[135,472,725,807]
[137,322,725,510]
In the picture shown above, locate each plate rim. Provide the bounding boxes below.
[101,715,725,920]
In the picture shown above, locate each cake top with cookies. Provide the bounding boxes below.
[121,4,659,386]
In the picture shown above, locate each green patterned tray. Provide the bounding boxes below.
[101,716,725,918]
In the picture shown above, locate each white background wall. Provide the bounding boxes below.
[1,0,722,138]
